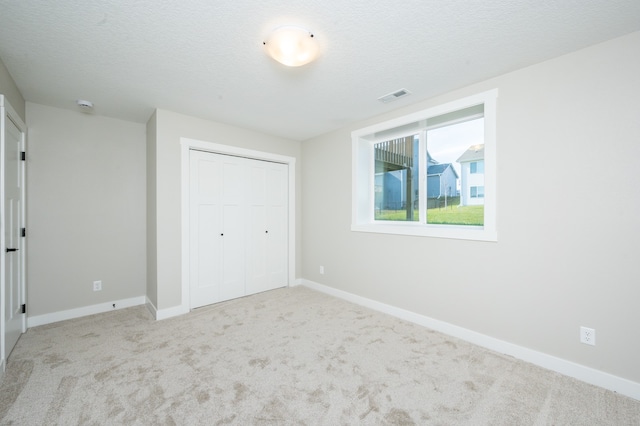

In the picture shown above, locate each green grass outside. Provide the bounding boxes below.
[375,204,484,226]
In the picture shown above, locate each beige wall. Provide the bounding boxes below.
[301,31,640,383]
[0,56,25,122]
[148,109,302,311]
[26,103,147,316]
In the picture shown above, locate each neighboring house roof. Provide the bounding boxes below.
[427,163,459,179]
[457,144,484,163]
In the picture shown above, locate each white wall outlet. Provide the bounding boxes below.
[93,280,102,291]
[319,266,325,275]
[580,326,596,346]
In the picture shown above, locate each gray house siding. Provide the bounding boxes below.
[427,164,458,198]
[375,171,403,210]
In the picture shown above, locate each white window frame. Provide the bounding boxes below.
[351,89,497,241]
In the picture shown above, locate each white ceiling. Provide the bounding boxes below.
[1,1,639,141]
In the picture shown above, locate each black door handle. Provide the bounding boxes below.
[6,248,18,253]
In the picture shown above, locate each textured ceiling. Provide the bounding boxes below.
[1,1,639,141]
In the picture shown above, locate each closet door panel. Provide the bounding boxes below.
[190,153,223,308]
[219,159,246,302]
[196,204,220,290]
[266,203,287,287]
[246,164,268,294]
[220,204,245,301]
[265,164,288,288]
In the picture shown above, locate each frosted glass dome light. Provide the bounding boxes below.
[263,26,319,67]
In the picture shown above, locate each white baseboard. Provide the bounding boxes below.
[145,297,190,321]
[145,297,158,319]
[301,279,640,402]
[156,304,190,320]
[27,296,146,328]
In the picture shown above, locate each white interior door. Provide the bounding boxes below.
[189,151,222,307]
[246,161,288,294]
[219,159,246,302]
[189,151,247,308]
[265,164,288,288]
[1,98,26,367]
[247,164,267,292]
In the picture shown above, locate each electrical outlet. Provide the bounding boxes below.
[319,266,325,275]
[580,326,596,346]
[93,280,102,291]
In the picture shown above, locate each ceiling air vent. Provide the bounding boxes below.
[378,88,411,103]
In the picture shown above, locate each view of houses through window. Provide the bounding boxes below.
[374,117,485,226]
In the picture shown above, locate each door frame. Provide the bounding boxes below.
[180,137,296,311]
[0,95,27,373]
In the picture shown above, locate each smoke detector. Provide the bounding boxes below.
[76,99,94,111]
[378,88,411,103]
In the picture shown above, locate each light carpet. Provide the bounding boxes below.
[1,286,638,425]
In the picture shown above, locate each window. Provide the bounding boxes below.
[352,89,497,241]
[470,161,484,174]
[470,186,484,198]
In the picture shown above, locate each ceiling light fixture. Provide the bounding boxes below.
[263,26,319,67]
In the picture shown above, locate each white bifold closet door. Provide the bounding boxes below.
[189,150,288,309]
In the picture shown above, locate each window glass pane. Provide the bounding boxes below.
[470,160,484,174]
[426,118,484,226]
[374,135,419,221]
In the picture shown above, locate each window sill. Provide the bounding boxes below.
[351,222,497,242]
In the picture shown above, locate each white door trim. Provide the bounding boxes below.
[0,95,27,372]
[180,137,296,314]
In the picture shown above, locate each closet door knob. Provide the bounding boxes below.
[6,248,18,253]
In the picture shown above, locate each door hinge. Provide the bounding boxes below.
[21,227,26,237]
[21,304,26,314]
[21,151,26,161]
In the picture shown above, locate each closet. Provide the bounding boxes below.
[189,149,288,308]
